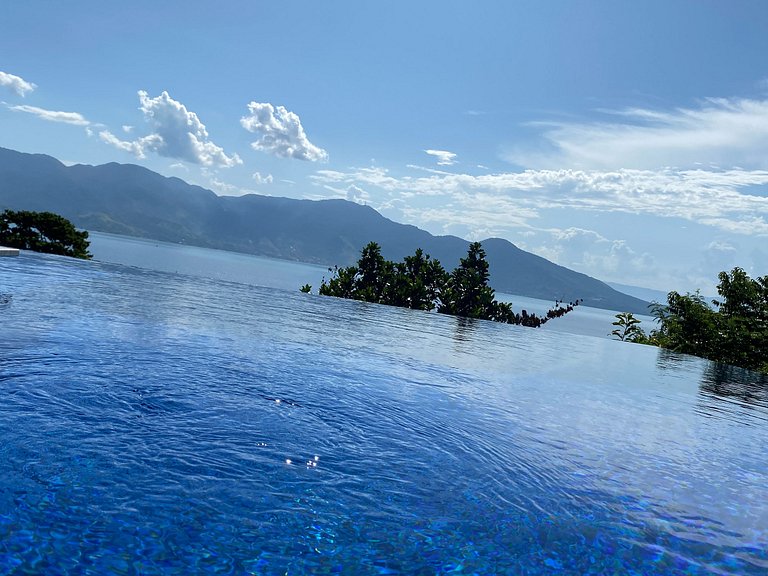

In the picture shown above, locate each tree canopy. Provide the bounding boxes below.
[0,209,92,259]
[612,267,768,373]
[311,241,578,327]
[438,241,496,319]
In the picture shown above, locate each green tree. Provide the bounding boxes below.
[319,264,358,299]
[438,242,497,320]
[319,243,447,309]
[0,209,91,259]
[355,242,395,303]
[315,240,578,328]
[634,268,768,373]
[712,268,768,372]
[650,291,719,357]
[318,242,393,303]
[387,248,448,311]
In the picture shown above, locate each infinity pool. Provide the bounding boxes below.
[1,252,766,574]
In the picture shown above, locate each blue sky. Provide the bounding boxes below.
[2,1,768,293]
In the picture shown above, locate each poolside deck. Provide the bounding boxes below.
[0,246,20,257]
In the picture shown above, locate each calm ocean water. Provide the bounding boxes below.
[1,247,766,574]
[86,232,654,339]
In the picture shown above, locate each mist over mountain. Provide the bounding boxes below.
[0,147,649,313]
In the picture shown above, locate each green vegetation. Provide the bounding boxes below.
[610,312,646,342]
[0,209,91,259]
[611,267,768,373]
[309,241,579,327]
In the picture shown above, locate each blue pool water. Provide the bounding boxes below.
[1,251,767,574]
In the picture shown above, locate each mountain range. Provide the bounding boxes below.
[0,147,650,314]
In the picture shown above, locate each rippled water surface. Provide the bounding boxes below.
[1,252,767,574]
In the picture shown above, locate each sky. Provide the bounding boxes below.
[2,0,768,293]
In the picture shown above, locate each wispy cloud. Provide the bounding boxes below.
[345,184,369,204]
[0,71,36,97]
[101,91,241,167]
[507,97,768,171]
[240,102,327,162]
[405,164,456,176]
[313,182,371,205]
[312,166,768,236]
[6,104,90,126]
[207,177,253,196]
[99,130,162,159]
[424,149,457,166]
[315,96,768,291]
[200,168,254,197]
[530,227,656,283]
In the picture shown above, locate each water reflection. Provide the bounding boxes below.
[450,316,479,359]
[653,346,768,421]
[654,347,700,372]
[452,316,476,342]
[699,363,768,410]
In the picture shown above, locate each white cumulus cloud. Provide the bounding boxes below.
[240,102,327,162]
[137,91,241,167]
[6,104,90,126]
[0,71,36,97]
[425,149,457,166]
[100,91,241,167]
[252,171,273,185]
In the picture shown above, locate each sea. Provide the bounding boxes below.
[85,232,654,340]
[0,233,766,574]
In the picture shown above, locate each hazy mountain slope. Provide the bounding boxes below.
[0,147,650,313]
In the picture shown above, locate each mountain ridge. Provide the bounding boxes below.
[0,146,649,314]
